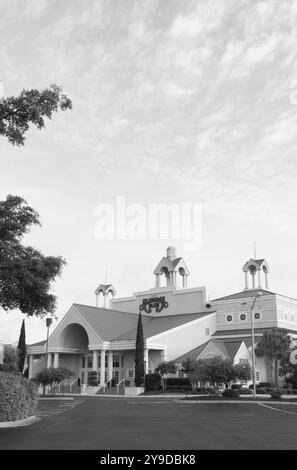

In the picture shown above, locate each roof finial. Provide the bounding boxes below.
[105,268,107,285]
[253,241,257,260]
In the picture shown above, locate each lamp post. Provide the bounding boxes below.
[242,291,262,399]
[45,317,52,367]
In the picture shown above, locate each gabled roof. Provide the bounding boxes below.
[173,339,246,363]
[73,304,143,341]
[211,288,275,302]
[30,340,46,347]
[114,311,214,341]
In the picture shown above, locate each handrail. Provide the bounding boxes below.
[102,377,113,393]
[116,378,126,394]
[70,377,79,392]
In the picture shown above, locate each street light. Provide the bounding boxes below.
[45,317,53,367]
[241,291,262,399]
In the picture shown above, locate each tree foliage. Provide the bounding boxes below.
[0,194,66,317]
[181,356,251,388]
[0,345,19,373]
[134,312,144,387]
[255,328,291,385]
[155,361,177,391]
[35,367,74,396]
[17,319,26,373]
[0,84,72,146]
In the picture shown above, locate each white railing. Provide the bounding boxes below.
[116,378,126,394]
[70,377,79,392]
[102,377,113,393]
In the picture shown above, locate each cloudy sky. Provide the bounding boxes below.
[1,0,297,343]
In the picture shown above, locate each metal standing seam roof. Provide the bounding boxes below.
[173,339,245,363]
[211,289,275,302]
[73,304,143,341]
[113,311,215,341]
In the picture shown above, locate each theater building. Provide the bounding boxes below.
[27,246,297,388]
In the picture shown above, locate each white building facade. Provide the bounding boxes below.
[27,247,297,387]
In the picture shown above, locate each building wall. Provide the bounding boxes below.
[212,295,278,333]
[150,314,216,361]
[276,296,297,333]
[111,286,207,317]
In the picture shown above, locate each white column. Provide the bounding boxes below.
[265,272,269,289]
[160,349,167,363]
[29,355,34,379]
[53,352,59,368]
[155,274,160,288]
[47,353,52,368]
[252,273,255,289]
[92,350,98,372]
[144,349,149,374]
[84,353,88,385]
[183,274,187,288]
[100,350,106,386]
[244,271,249,289]
[103,293,107,308]
[107,351,113,381]
[257,270,262,288]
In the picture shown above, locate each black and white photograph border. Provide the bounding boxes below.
[1,0,297,454]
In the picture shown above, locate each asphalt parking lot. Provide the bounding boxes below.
[1,396,297,450]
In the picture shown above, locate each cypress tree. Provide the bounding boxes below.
[17,319,26,373]
[134,311,144,387]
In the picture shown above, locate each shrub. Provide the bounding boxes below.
[222,388,240,398]
[195,387,212,394]
[258,382,271,388]
[231,384,242,389]
[144,373,162,392]
[238,387,252,395]
[292,389,297,394]
[0,372,37,422]
[256,387,268,394]
[165,378,191,388]
[270,389,282,400]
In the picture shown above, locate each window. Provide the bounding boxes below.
[254,312,261,320]
[284,313,288,321]
[240,314,246,321]
[226,315,233,322]
[291,314,295,323]
[205,328,210,335]
[87,356,92,368]
[82,357,86,368]
[256,371,260,381]
[113,354,120,368]
[127,369,134,378]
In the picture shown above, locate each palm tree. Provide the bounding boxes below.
[255,328,291,386]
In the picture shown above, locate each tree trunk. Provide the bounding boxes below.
[266,357,273,384]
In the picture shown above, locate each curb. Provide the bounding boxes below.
[0,415,37,428]
[37,397,74,401]
[177,400,297,405]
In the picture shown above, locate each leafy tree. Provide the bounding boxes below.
[134,312,144,387]
[35,367,74,396]
[155,361,176,391]
[17,319,26,373]
[0,345,18,373]
[255,328,291,386]
[233,362,251,383]
[181,358,197,386]
[0,194,66,317]
[0,84,72,146]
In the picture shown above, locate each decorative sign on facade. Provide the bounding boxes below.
[139,296,169,314]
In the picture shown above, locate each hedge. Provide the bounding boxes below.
[0,372,37,422]
[222,389,240,398]
[238,387,252,395]
[165,378,191,388]
[144,374,162,392]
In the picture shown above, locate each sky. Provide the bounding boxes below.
[1,0,297,344]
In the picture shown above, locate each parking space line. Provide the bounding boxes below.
[258,403,297,416]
